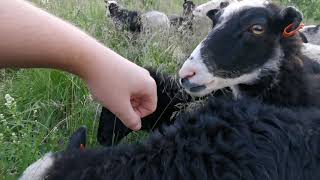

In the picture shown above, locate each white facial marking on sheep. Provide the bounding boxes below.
[19,153,54,180]
[179,42,215,88]
[179,39,284,98]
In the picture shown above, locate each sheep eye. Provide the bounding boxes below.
[250,25,265,35]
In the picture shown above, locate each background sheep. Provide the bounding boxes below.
[300,25,320,45]
[192,0,238,18]
[21,97,320,179]
[105,0,170,33]
[169,0,195,32]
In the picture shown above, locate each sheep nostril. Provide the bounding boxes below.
[185,71,196,80]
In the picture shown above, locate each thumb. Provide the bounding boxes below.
[113,101,142,131]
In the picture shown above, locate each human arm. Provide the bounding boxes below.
[0,0,157,131]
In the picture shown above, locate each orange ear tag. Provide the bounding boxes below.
[80,144,85,150]
[283,23,305,38]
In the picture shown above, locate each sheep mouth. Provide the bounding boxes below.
[183,84,212,97]
[180,78,207,93]
[188,85,207,92]
[181,82,210,97]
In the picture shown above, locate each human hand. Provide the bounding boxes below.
[83,48,157,131]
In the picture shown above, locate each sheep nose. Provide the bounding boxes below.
[180,77,191,87]
[180,71,195,84]
[179,68,196,80]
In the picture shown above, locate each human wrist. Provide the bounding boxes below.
[73,40,121,84]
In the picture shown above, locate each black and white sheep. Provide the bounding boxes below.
[105,1,170,33]
[97,0,320,147]
[169,0,195,30]
[20,97,320,180]
[192,0,320,60]
[179,0,320,106]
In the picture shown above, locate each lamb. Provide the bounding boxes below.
[97,0,320,147]
[20,97,320,180]
[105,1,170,33]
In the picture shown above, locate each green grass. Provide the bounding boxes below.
[0,0,319,179]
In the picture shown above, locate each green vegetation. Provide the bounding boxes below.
[279,0,320,22]
[0,0,319,179]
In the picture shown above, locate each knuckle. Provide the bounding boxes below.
[127,120,139,129]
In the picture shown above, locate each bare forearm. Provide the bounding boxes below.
[0,0,157,131]
[0,0,110,78]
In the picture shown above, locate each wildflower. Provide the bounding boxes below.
[1,119,7,124]
[88,94,94,101]
[33,109,38,117]
[5,94,14,102]
[53,127,58,132]
[5,94,15,108]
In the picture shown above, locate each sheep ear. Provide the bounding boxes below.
[67,126,87,151]
[206,9,219,22]
[280,6,303,31]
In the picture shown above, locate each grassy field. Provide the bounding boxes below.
[0,0,319,179]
